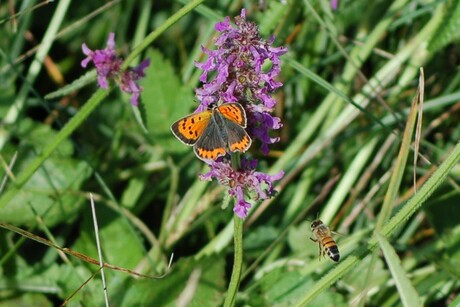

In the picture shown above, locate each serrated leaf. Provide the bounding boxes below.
[44,70,97,100]
[376,233,422,307]
[256,265,345,306]
[72,205,145,270]
[140,48,196,153]
[114,256,225,306]
[0,121,91,227]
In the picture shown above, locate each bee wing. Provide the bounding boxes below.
[316,225,333,237]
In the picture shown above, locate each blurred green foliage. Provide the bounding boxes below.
[0,0,459,306]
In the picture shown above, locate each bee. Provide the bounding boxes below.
[310,219,340,262]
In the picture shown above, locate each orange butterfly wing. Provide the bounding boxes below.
[224,119,252,153]
[217,103,251,153]
[170,110,212,145]
[217,103,247,127]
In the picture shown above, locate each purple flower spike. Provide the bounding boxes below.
[195,9,287,151]
[81,33,121,89]
[200,158,284,219]
[81,32,150,106]
[192,10,287,218]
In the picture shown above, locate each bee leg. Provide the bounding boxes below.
[318,242,322,261]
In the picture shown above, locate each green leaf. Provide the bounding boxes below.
[115,256,225,306]
[255,265,345,306]
[140,48,195,154]
[72,205,145,270]
[376,233,422,307]
[244,225,279,255]
[0,121,91,227]
[0,293,52,307]
[287,221,310,254]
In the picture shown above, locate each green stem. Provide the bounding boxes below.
[223,217,244,307]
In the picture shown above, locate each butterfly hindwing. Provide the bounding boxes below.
[224,119,252,153]
[170,110,212,145]
[193,119,227,161]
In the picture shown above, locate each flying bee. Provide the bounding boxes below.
[310,219,340,262]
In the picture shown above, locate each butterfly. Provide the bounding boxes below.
[171,102,252,161]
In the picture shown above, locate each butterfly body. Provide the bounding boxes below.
[171,103,252,161]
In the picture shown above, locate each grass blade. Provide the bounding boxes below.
[376,233,423,307]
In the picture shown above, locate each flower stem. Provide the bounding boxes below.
[223,216,244,307]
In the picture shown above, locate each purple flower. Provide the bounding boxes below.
[200,158,284,219]
[119,59,150,106]
[246,104,283,155]
[81,32,150,106]
[195,9,287,153]
[82,33,121,89]
[331,0,339,10]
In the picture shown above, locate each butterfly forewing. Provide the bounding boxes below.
[217,103,247,127]
[170,110,212,145]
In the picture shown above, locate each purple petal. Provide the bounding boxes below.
[215,16,231,31]
[106,32,116,50]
